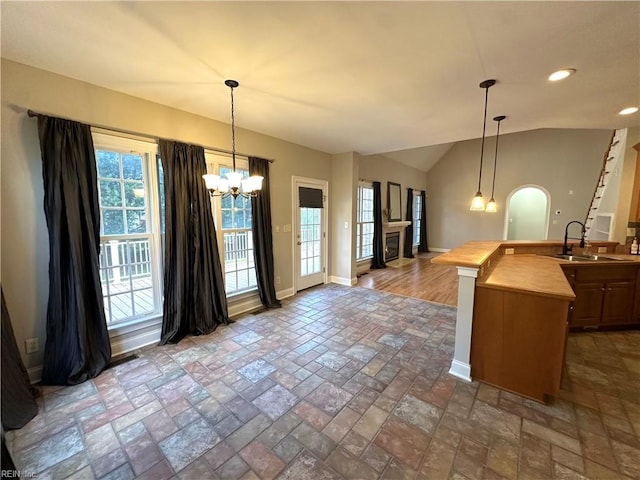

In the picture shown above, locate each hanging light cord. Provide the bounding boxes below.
[477,85,490,192]
[490,117,503,198]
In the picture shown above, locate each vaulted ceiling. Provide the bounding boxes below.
[2,1,639,171]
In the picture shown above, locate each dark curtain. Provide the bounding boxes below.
[418,190,429,253]
[159,140,230,344]
[1,288,38,429]
[249,157,281,309]
[371,181,386,269]
[2,432,17,473]
[403,188,415,259]
[37,115,111,385]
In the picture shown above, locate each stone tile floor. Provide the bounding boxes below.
[6,284,640,479]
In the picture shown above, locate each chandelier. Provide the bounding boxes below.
[203,80,263,199]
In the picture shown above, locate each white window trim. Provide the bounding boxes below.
[93,132,163,328]
[413,191,422,247]
[356,181,374,262]
[205,151,258,297]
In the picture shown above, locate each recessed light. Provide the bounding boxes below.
[548,68,576,81]
[619,107,639,115]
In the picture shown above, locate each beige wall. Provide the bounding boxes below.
[359,153,428,216]
[358,154,428,259]
[1,59,333,370]
[426,128,613,249]
[330,152,358,284]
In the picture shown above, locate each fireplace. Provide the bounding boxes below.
[385,232,400,262]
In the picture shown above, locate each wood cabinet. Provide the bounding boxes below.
[471,286,569,403]
[562,265,637,329]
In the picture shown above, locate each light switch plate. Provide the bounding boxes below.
[505,248,515,255]
[598,246,607,253]
[25,338,39,354]
[628,228,636,237]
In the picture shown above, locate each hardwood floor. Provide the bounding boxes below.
[357,252,458,306]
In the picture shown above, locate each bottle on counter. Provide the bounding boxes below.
[632,237,639,255]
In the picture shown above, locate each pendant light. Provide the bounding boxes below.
[470,79,496,211]
[485,115,506,213]
[203,80,263,199]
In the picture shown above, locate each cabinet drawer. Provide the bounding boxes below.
[575,266,637,282]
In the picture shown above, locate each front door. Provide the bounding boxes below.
[294,179,327,291]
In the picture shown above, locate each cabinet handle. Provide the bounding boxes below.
[601,287,606,291]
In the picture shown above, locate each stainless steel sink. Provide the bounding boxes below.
[550,254,624,262]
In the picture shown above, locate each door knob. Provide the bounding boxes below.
[297,241,302,245]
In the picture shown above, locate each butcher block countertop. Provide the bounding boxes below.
[478,254,576,300]
[430,241,502,268]
[432,240,638,301]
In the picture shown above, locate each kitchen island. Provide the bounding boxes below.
[432,240,640,403]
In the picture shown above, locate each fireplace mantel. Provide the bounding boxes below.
[383,221,411,230]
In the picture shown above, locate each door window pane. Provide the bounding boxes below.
[300,207,322,276]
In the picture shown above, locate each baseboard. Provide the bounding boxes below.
[26,288,297,385]
[330,276,357,286]
[448,359,472,382]
[111,323,161,357]
[428,247,451,253]
[228,294,263,318]
[356,260,371,274]
[27,297,260,385]
[27,365,43,384]
[276,287,295,300]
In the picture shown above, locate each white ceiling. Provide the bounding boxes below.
[2,1,639,171]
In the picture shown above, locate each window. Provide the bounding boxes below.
[94,133,163,325]
[356,182,374,260]
[413,193,422,246]
[206,153,257,295]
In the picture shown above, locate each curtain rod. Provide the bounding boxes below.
[26,108,276,163]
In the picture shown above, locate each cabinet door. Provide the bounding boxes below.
[602,281,635,324]
[572,282,604,327]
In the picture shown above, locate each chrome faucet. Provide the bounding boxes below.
[562,220,586,256]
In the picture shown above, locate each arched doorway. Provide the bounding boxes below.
[505,185,550,240]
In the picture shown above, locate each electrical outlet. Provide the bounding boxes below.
[276,276,281,285]
[25,338,39,354]
[283,224,292,232]
[505,248,515,255]
[598,247,607,253]
[628,228,636,237]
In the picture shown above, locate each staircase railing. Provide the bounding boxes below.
[584,129,627,241]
